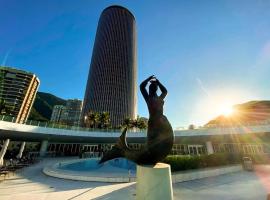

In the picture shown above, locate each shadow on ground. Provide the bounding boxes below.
[3,158,115,192]
[1,158,270,200]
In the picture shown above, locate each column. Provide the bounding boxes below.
[16,141,26,159]
[0,139,10,167]
[39,140,48,157]
[71,144,74,153]
[206,141,214,155]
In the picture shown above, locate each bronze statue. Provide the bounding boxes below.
[99,75,174,165]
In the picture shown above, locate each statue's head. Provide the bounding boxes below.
[149,80,158,96]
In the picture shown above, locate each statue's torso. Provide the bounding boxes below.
[146,96,174,163]
[147,96,164,118]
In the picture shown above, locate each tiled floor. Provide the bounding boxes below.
[0,158,269,200]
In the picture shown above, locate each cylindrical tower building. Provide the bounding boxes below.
[82,5,137,127]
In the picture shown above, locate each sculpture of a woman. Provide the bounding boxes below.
[99,75,174,164]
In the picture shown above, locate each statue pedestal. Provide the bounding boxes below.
[136,163,173,200]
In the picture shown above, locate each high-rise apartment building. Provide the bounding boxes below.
[62,99,82,126]
[50,105,65,123]
[82,5,137,127]
[51,99,82,126]
[0,66,40,123]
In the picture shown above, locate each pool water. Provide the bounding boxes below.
[59,158,136,172]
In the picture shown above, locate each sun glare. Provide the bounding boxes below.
[219,105,234,116]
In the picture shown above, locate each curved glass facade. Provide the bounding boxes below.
[82,6,137,127]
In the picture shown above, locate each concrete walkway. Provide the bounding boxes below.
[0,158,269,200]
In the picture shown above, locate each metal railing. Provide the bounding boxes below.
[204,120,270,128]
[2,114,270,133]
[0,115,138,133]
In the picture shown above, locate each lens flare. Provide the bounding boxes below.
[219,106,234,116]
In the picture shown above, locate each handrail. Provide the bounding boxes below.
[0,115,146,133]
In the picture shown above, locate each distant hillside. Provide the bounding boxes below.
[205,101,270,127]
[28,92,66,121]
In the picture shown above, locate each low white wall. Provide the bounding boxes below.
[43,158,136,183]
[172,164,242,183]
[43,167,136,183]
[43,163,242,183]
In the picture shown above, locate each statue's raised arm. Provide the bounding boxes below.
[140,75,154,103]
[156,79,167,100]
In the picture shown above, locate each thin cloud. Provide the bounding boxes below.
[196,78,210,97]
[1,49,12,66]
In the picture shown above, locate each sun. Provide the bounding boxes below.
[218,105,234,116]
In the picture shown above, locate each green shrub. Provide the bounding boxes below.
[199,153,241,167]
[163,153,242,172]
[243,154,270,164]
[163,155,201,171]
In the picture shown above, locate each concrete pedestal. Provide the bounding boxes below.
[136,163,173,200]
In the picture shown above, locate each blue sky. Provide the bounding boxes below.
[1,0,270,128]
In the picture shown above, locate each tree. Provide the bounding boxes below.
[188,124,196,130]
[85,111,111,129]
[0,99,13,115]
[99,112,110,128]
[93,112,100,128]
[0,99,5,114]
[122,116,148,130]
[85,111,97,128]
[136,117,148,130]
[122,117,134,129]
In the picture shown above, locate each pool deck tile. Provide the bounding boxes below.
[0,158,269,200]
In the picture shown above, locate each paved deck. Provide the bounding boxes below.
[0,158,269,200]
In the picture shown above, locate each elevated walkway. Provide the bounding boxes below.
[1,120,270,143]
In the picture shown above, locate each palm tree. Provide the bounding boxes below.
[188,124,196,130]
[100,112,110,128]
[136,117,148,130]
[122,116,148,130]
[122,117,134,129]
[95,112,101,128]
[131,118,138,128]
[85,111,111,129]
[88,112,100,128]
[85,111,96,128]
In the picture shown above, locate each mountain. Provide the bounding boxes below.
[205,101,270,127]
[28,92,66,122]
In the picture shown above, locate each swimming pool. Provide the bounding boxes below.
[43,158,137,182]
[59,158,136,171]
